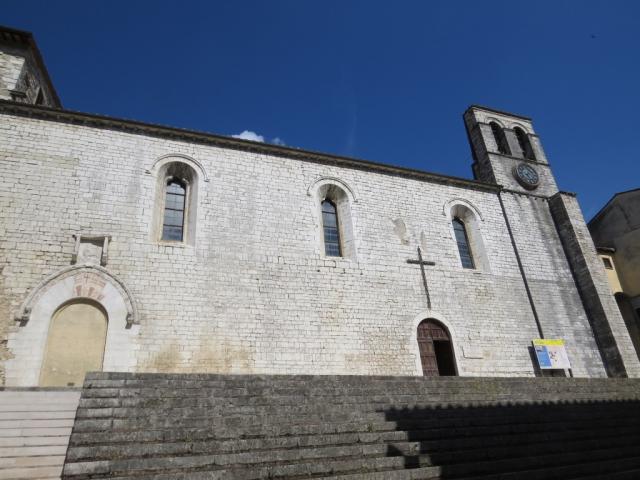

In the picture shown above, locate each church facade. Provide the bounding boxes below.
[1,26,638,387]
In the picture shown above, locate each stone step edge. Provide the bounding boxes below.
[66,421,640,455]
[64,428,640,465]
[62,443,640,480]
[313,456,640,480]
[72,403,640,421]
[68,411,640,436]
[67,414,640,449]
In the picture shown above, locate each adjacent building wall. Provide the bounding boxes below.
[550,192,640,377]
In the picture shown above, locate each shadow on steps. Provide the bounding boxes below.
[381,399,640,478]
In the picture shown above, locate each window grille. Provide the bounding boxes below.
[322,200,341,257]
[162,179,186,241]
[453,217,474,269]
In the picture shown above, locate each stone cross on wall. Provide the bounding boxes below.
[407,246,435,309]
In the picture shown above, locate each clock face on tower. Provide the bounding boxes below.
[513,163,540,190]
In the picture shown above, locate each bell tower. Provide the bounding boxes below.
[463,105,640,378]
[463,105,557,197]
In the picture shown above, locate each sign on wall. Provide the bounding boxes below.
[533,339,571,370]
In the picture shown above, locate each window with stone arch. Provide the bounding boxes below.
[489,121,510,155]
[514,127,536,160]
[162,178,187,241]
[154,161,199,245]
[321,199,341,256]
[452,217,474,269]
[312,179,356,260]
[448,201,489,271]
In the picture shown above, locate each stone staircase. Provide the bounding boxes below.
[63,373,640,479]
[0,389,80,480]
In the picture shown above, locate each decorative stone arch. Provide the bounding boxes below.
[147,153,210,183]
[307,176,358,204]
[409,310,462,376]
[308,176,358,260]
[485,116,507,129]
[442,198,484,222]
[509,121,532,135]
[6,265,139,387]
[14,265,139,328]
[149,155,204,245]
[443,198,490,272]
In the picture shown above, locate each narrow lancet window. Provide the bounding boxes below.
[514,127,535,160]
[162,178,186,241]
[322,199,341,257]
[453,217,474,269]
[490,122,510,155]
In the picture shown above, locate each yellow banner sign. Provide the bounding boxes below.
[532,339,565,347]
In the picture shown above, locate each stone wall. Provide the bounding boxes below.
[549,192,640,377]
[0,111,613,384]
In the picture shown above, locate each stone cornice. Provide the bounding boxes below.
[0,100,502,194]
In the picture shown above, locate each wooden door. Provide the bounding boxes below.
[417,319,454,376]
[40,301,107,387]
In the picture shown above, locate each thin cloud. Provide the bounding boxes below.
[232,130,265,142]
[232,130,286,146]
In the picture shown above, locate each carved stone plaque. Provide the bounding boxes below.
[72,234,111,266]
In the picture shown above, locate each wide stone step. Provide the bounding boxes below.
[71,402,640,423]
[66,417,640,462]
[0,390,79,480]
[65,426,639,467]
[0,464,63,480]
[69,408,640,441]
[454,455,640,480]
[63,442,640,480]
[77,385,640,401]
[62,374,640,479]
[315,456,640,480]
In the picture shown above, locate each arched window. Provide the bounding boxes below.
[514,127,535,160]
[162,178,187,241]
[452,217,475,269]
[490,122,510,155]
[153,160,199,245]
[322,199,341,257]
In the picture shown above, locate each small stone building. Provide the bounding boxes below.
[1,25,638,387]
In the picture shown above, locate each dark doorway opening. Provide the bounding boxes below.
[434,340,456,376]
[417,319,457,377]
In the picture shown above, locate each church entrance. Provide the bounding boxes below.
[39,300,107,387]
[417,319,457,376]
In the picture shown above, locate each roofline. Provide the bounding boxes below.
[0,100,502,193]
[588,187,640,225]
[0,25,62,107]
[465,105,532,121]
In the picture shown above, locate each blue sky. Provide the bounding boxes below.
[4,1,639,219]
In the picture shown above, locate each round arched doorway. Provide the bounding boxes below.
[39,300,108,387]
[417,319,457,376]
